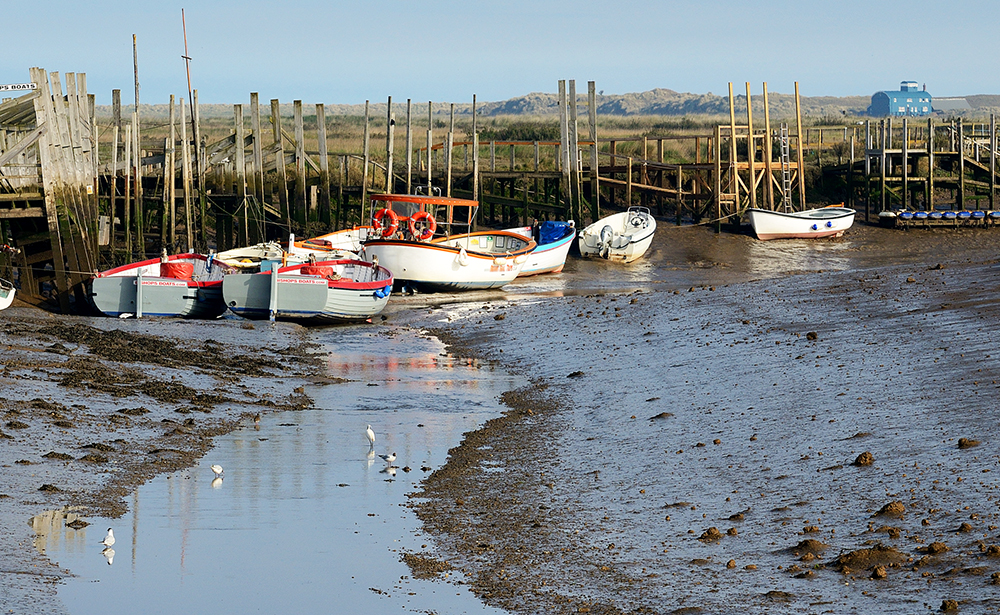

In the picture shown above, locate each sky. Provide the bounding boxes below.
[3,0,997,107]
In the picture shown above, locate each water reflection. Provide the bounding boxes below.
[37,326,518,615]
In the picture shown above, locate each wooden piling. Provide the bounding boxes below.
[405,99,413,195]
[385,96,394,193]
[180,100,193,252]
[251,93,265,223]
[294,100,306,223]
[588,80,599,222]
[234,104,248,244]
[794,82,806,210]
[762,82,774,210]
[746,82,756,211]
[269,99,289,230]
[317,103,330,224]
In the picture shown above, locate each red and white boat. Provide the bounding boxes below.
[360,194,536,292]
[747,206,855,240]
[222,258,393,324]
[89,252,236,318]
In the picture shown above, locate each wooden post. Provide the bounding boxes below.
[848,134,855,208]
[317,103,330,225]
[958,118,966,209]
[124,123,132,255]
[446,102,454,197]
[270,99,289,231]
[728,83,738,213]
[385,96,394,193]
[473,132,480,203]
[294,100,306,223]
[405,99,412,194]
[193,89,206,249]
[558,80,571,212]
[927,118,934,211]
[794,82,806,210]
[425,102,432,195]
[991,114,996,210]
[337,155,345,226]
[179,100,192,252]
[746,82,756,211]
[29,68,70,311]
[235,104,248,245]
[251,93,265,226]
[361,100,370,205]
[626,156,633,207]
[880,120,887,212]
[714,124,722,232]
[588,81,599,223]
[569,79,581,221]
[762,82,774,210]
[901,118,909,210]
[167,94,176,249]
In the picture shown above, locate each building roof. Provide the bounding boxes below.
[932,97,971,111]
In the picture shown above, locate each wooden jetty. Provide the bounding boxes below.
[1,70,830,311]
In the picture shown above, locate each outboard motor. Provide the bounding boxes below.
[599,225,614,259]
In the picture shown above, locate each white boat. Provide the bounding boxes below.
[0,278,14,310]
[215,237,356,272]
[222,258,393,324]
[295,226,377,254]
[505,220,576,276]
[89,252,237,318]
[360,194,536,292]
[577,207,656,263]
[747,206,856,240]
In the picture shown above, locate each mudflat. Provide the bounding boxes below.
[4,222,1000,614]
[409,224,1000,614]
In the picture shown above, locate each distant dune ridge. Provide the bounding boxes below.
[95,88,1000,120]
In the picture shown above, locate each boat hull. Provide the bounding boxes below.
[89,254,233,318]
[577,208,656,263]
[363,231,534,292]
[90,276,226,318]
[748,207,856,240]
[0,278,15,310]
[505,223,576,276]
[223,260,392,324]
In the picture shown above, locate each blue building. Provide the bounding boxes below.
[868,81,932,116]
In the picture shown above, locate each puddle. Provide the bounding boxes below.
[34,326,520,615]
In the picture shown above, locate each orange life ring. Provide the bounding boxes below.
[408,211,437,241]
[373,208,400,238]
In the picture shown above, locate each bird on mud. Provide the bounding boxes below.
[378,452,396,464]
[100,528,115,547]
[211,464,224,478]
[366,425,376,449]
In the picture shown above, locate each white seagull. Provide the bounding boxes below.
[100,528,115,547]
[211,464,224,478]
[365,425,376,449]
[378,452,396,464]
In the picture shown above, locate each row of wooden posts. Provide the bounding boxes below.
[9,69,998,311]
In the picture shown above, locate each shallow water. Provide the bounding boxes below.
[35,326,520,615]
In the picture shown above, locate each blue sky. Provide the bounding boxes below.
[3,0,996,106]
